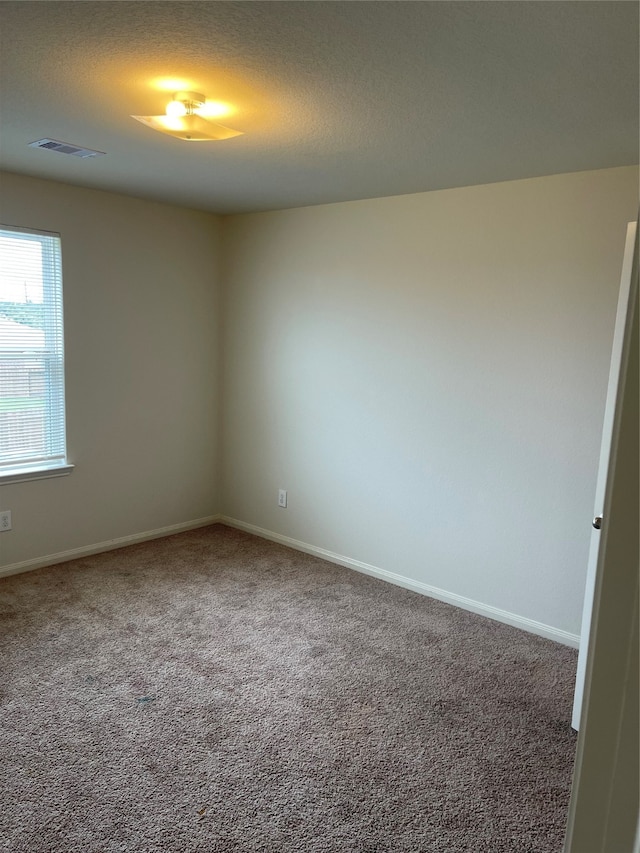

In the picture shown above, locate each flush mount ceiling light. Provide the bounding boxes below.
[131,91,243,141]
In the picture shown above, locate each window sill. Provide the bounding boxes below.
[0,463,74,485]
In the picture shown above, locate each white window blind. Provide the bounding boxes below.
[0,225,69,478]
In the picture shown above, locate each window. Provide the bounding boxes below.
[0,225,72,483]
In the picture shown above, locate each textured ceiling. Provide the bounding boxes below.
[0,1,637,214]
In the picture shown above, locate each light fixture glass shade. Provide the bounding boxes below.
[131,113,243,141]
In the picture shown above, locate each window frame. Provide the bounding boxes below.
[0,224,73,485]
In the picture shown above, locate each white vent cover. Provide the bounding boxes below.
[28,138,105,158]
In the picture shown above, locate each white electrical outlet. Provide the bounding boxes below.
[0,510,11,532]
[278,489,287,508]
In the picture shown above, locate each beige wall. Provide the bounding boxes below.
[1,167,636,641]
[0,173,222,568]
[220,166,638,638]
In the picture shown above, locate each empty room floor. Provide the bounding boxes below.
[0,525,577,852]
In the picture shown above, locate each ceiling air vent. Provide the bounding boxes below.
[28,138,105,159]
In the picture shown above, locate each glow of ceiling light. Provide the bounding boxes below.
[198,101,234,119]
[166,99,187,117]
[152,77,195,92]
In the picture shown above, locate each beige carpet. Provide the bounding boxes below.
[0,524,577,852]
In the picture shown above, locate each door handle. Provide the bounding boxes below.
[592,516,603,530]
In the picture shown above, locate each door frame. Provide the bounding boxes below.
[564,221,639,851]
[572,220,638,731]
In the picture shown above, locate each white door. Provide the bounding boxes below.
[572,220,638,731]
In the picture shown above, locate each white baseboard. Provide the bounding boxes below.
[0,515,222,579]
[220,516,580,649]
[2,513,580,649]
